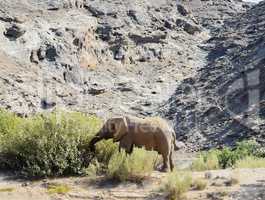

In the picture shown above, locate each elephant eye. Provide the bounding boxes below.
[110,124,115,131]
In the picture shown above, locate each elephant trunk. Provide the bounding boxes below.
[89,135,103,152]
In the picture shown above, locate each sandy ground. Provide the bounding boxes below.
[1,168,265,200]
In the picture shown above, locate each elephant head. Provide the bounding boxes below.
[89,117,128,152]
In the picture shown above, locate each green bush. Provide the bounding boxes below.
[191,140,262,170]
[218,140,260,168]
[0,110,102,178]
[234,140,260,158]
[107,148,158,182]
[161,171,192,200]
[217,147,238,168]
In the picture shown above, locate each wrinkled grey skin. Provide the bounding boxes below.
[89,116,180,172]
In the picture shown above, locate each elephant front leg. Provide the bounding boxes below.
[119,142,134,155]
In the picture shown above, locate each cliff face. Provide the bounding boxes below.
[162,1,265,150]
[2,0,264,149]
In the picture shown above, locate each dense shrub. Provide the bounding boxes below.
[0,109,160,180]
[0,110,102,178]
[107,148,158,182]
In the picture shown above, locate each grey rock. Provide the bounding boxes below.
[176,18,201,35]
[41,99,56,110]
[177,4,189,16]
[183,22,201,35]
[114,48,125,61]
[87,88,106,96]
[85,5,105,17]
[127,10,138,23]
[164,20,175,30]
[129,32,167,44]
[96,24,112,42]
[205,172,213,179]
[63,66,82,85]
[30,50,39,64]
[4,24,26,40]
[45,45,58,62]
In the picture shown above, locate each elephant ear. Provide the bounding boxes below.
[111,117,128,141]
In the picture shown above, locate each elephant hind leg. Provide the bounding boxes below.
[161,153,170,172]
[169,151,174,171]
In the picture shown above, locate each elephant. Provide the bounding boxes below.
[89,116,180,172]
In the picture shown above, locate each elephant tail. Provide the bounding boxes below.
[172,133,179,151]
[171,131,186,151]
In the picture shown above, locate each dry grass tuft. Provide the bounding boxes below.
[235,156,265,169]
[191,151,219,171]
[0,187,15,192]
[161,171,192,200]
[193,178,207,190]
[47,183,71,195]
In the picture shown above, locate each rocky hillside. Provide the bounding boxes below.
[1,0,264,149]
[0,0,208,118]
[162,1,265,150]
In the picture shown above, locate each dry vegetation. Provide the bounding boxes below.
[192,178,207,190]
[161,171,192,200]
[0,187,15,193]
[107,148,158,182]
[46,183,71,195]
[235,157,265,168]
